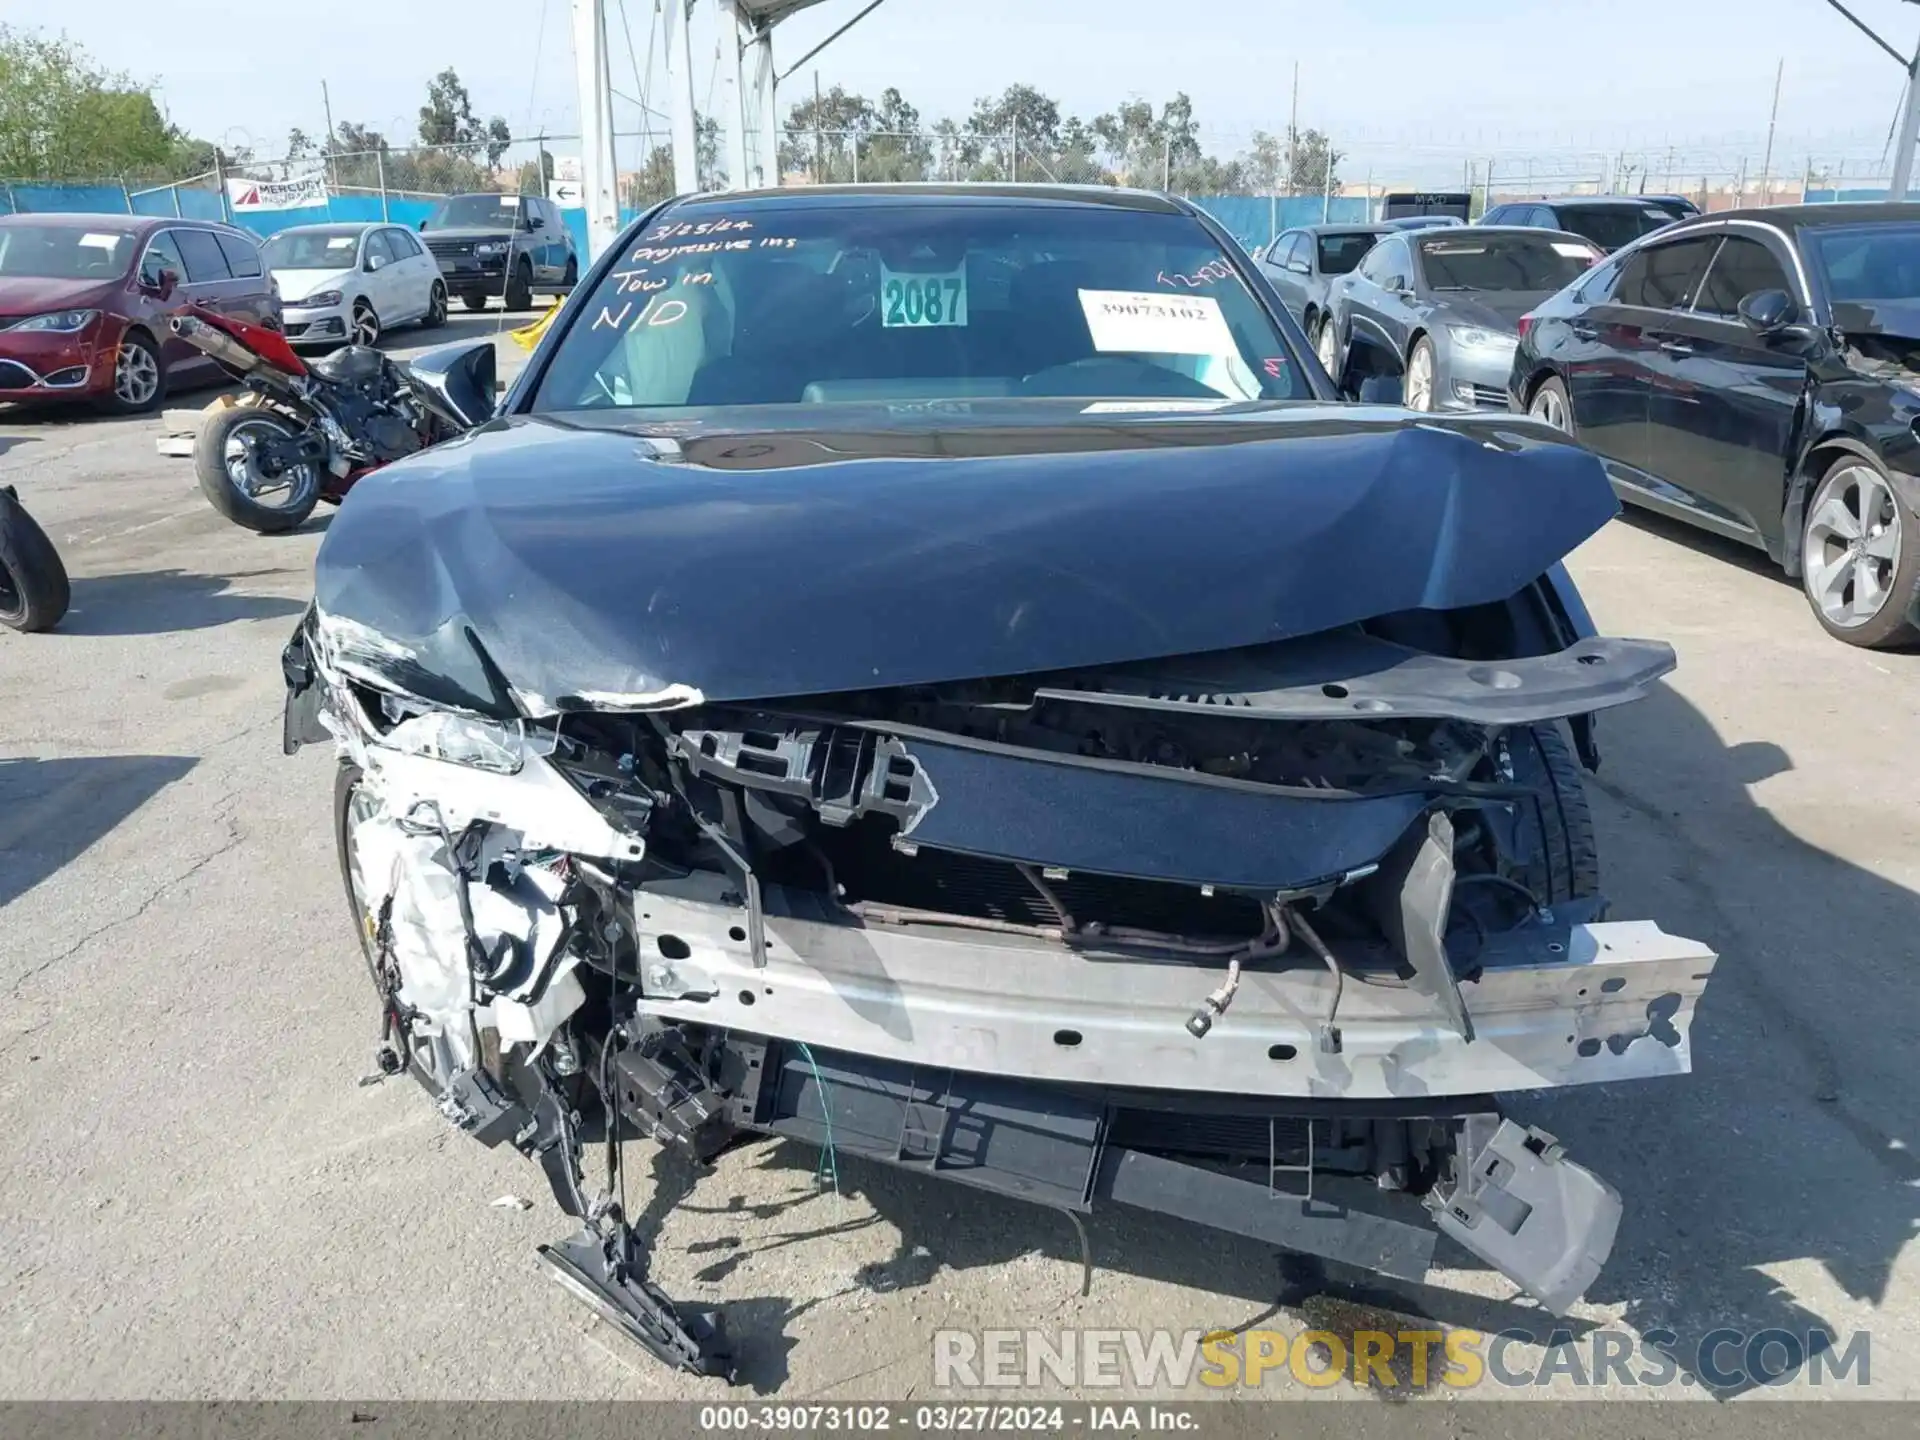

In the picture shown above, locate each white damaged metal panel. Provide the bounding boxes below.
[628,873,1717,1101]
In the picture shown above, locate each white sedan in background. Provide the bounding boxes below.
[261,223,447,349]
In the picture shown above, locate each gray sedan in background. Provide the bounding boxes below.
[1255,223,1390,357]
[1321,226,1603,411]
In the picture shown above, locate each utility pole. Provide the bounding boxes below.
[813,71,823,183]
[1818,0,1920,199]
[1894,50,1920,198]
[1285,61,1298,197]
[1759,57,1784,206]
[320,80,337,192]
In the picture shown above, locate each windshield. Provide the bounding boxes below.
[1418,233,1601,291]
[0,223,135,280]
[263,228,363,270]
[532,201,1310,412]
[426,195,531,230]
[1807,223,1920,303]
[1316,232,1380,275]
[1553,205,1674,252]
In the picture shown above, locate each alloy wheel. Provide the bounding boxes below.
[223,416,317,510]
[114,341,159,407]
[352,302,380,348]
[1530,384,1569,431]
[1316,320,1339,377]
[1804,464,1902,629]
[1405,342,1434,412]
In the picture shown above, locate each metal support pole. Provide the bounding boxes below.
[663,0,700,193]
[1759,57,1783,207]
[1892,43,1920,199]
[720,0,752,191]
[751,27,779,187]
[213,151,232,224]
[1322,150,1332,220]
[378,148,390,220]
[171,184,182,218]
[571,0,621,260]
[1012,119,1019,183]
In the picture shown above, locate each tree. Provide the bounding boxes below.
[418,67,512,170]
[0,25,220,180]
[1282,126,1341,196]
[779,83,875,182]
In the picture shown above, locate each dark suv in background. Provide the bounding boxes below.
[417,192,578,312]
[1480,197,1680,253]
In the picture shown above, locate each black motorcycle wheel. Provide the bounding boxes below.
[194,406,321,534]
[0,486,71,633]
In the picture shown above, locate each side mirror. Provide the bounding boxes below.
[1286,260,1310,275]
[1358,374,1404,405]
[528,215,545,230]
[405,339,498,431]
[365,255,385,272]
[145,266,180,301]
[416,220,428,232]
[1737,288,1796,333]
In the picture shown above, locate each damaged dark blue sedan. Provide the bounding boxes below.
[281,185,1716,1378]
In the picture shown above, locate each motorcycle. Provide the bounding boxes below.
[173,306,460,535]
[0,484,70,633]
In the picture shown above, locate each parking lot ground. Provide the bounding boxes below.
[2,351,1916,1403]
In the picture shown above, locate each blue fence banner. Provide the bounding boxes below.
[1,182,1370,264]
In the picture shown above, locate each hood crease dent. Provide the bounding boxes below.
[310,410,1619,714]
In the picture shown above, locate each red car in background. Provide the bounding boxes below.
[0,213,281,414]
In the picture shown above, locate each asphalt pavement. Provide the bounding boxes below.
[1,313,1915,1404]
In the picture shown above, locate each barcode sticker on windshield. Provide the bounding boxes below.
[881,263,967,327]
[1552,241,1598,258]
[1079,290,1235,356]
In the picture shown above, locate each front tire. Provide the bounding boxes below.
[0,487,71,633]
[1529,375,1573,433]
[95,329,166,415]
[1404,336,1436,412]
[193,406,321,534]
[1800,454,1920,648]
[350,299,381,348]
[1316,316,1343,386]
[504,259,533,312]
[423,281,448,328]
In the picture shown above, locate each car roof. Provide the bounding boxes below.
[272,222,377,234]
[1425,225,1599,244]
[1530,196,1678,209]
[1703,201,1920,229]
[0,211,161,234]
[1295,222,1390,235]
[665,182,1192,216]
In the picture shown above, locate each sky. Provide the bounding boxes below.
[10,0,1920,182]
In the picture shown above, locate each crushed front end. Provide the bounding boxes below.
[284,576,1716,1376]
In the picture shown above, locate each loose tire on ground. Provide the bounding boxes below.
[0,486,71,633]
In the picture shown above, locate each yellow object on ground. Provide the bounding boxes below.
[510,306,559,351]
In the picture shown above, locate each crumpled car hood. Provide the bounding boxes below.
[310,403,1619,715]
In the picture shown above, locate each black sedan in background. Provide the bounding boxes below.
[1509,202,1920,649]
[1480,197,1680,253]
[1321,227,1602,411]
[1256,222,1389,353]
